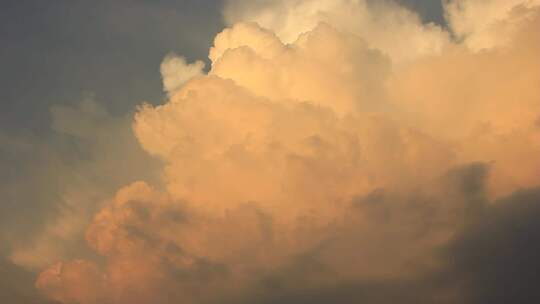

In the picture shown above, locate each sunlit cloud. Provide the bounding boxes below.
[26,0,540,303]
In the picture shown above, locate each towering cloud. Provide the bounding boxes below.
[36,0,540,303]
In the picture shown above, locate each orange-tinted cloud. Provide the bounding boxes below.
[36,1,540,303]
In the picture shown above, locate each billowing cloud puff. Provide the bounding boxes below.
[160,54,205,96]
[36,0,540,303]
[223,0,451,63]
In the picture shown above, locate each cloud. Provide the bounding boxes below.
[1,96,161,271]
[160,54,205,97]
[34,1,540,303]
[445,0,540,50]
[447,187,540,304]
[223,0,450,63]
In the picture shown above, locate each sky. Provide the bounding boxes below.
[1,0,539,303]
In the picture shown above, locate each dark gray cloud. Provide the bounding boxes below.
[448,187,540,304]
[220,163,486,304]
[213,164,540,304]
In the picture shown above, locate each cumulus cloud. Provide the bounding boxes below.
[34,0,540,303]
[160,54,205,97]
[223,0,451,63]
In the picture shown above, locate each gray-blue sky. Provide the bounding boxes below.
[1,0,224,133]
[396,0,445,24]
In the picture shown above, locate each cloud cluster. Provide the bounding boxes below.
[36,0,540,303]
